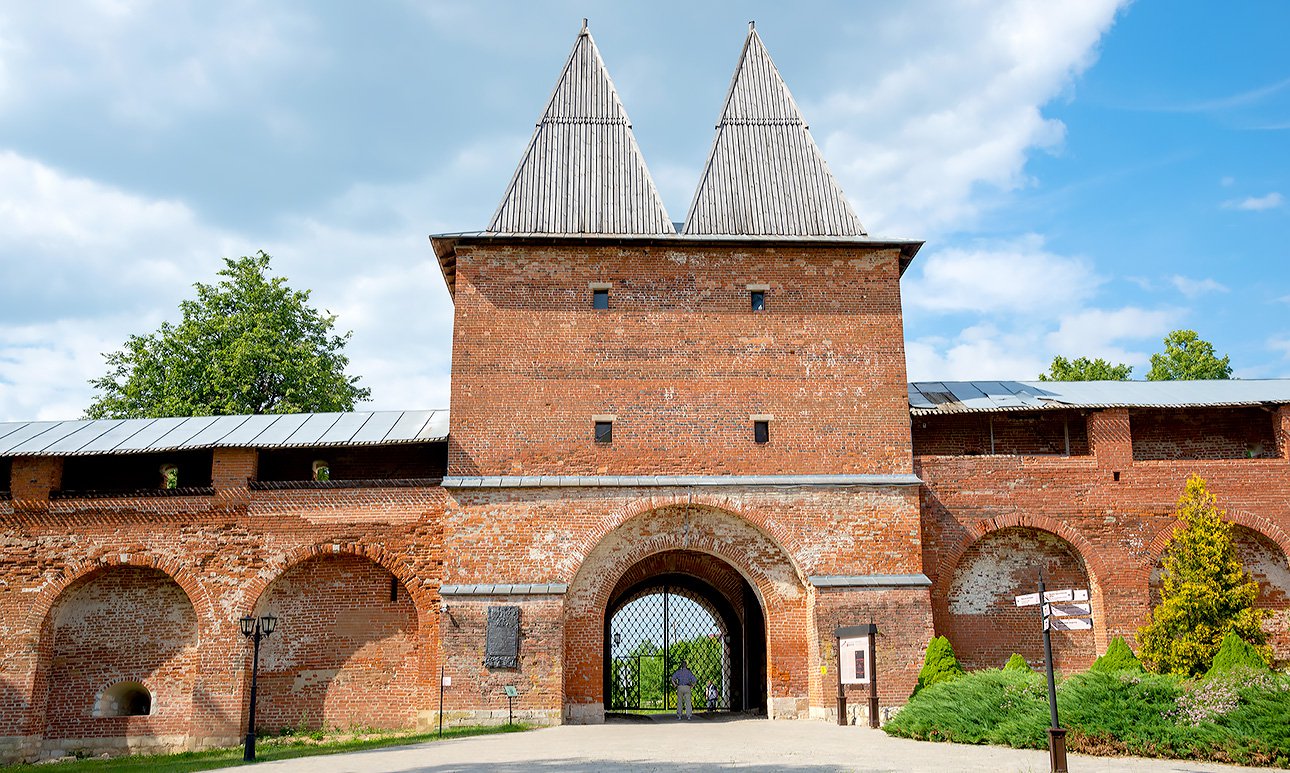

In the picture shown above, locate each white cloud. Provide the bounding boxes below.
[1222,192,1284,211]
[904,235,1101,315]
[0,2,315,127]
[1044,306,1176,356]
[1170,275,1229,298]
[813,0,1125,235]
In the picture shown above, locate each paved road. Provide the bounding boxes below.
[235,717,1281,773]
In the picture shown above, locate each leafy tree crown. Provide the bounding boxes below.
[1038,355,1132,382]
[1137,476,1268,676]
[1145,329,1232,381]
[86,252,371,418]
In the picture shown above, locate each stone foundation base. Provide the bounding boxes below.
[564,702,604,725]
[417,709,561,730]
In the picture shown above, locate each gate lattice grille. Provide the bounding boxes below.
[608,586,731,712]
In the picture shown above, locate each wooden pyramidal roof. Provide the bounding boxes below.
[487,21,674,235]
[684,23,865,237]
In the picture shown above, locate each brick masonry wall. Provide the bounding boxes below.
[1131,407,1278,461]
[252,554,422,732]
[0,466,447,762]
[447,242,913,477]
[920,408,1290,672]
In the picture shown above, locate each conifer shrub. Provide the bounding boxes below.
[1003,653,1030,672]
[1138,475,1268,676]
[1206,631,1271,677]
[1090,636,1144,673]
[912,636,965,696]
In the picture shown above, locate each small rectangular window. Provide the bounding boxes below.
[754,420,769,444]
[595,421,613,444]
[390,575,399,602]
[750,290,765,312]
[593,289,609,310]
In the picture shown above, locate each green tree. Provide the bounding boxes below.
[1038,356,1133,382]
[1137,476,1268,676]
[1002,653,1030,672]
[1145,329,1232,381]
[913,636,965,696]
[86,252,370,419]
[1089,636,1143,673]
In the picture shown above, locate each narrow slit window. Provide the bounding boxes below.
[593,288,609,310]
[754,420,770,444]
[594,421,613,444]
[750,290,765,312]
[390,575,399,602]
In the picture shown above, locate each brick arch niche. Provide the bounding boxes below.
[1149,525,1290,666]
[250,553,424,732]
[602,551,767,716]
[562,504,810,723]
[38,565,200,757]
[943,527,1097,672]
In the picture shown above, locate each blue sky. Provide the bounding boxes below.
[0,1,1286,421]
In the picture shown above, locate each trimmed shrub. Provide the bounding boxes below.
[1003,653,1030,672]
[1207,632,1271,677]
[1090,636,1144,673]
[913,636,965,696]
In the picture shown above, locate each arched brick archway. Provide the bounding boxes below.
[562,504,809,723]
[32,563,202,756]
[934,522,1104,672]
[245,550,431,732]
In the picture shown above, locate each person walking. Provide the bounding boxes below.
[671,660,697,720]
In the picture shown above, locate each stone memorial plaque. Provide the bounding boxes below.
[485,605,521,668]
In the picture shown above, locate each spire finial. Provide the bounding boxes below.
[748,20,755,31]
[581,18,588,32]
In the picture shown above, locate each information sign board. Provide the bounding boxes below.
[839,636,871,685]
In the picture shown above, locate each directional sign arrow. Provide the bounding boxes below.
[1015,592,1041,607]
[1046,616,1093,631]
[1045,602,1092,617]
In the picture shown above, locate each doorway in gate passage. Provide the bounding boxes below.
[602,550,767,716]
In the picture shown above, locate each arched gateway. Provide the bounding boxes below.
[561,505,808,723]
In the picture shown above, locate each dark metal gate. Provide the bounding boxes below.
[608,585,731,712]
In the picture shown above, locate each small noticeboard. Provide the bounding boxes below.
[503,686,518,698]
[838,636,871,685]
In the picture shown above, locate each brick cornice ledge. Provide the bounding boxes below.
[442,474,923,488]
[440,583,568,596]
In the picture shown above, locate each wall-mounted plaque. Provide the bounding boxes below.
[484,605,521,668]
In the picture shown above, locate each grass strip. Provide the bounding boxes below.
[3,724,528,773]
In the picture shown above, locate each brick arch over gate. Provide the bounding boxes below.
[931,515,1109,666]
[562,503,811,723]
[242,542,435,619]
[1145,509,1290,562]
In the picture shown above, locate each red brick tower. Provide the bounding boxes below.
[432,22,933,722]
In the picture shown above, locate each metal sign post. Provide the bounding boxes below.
[1037,573,1067,773]
[1016,580,1092,773]
[504,685,518,725]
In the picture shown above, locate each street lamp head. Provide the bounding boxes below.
[239,615,256,638]
[260,614,278,636]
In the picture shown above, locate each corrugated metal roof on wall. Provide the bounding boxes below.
[909,380,1290,415]
[486,23,674,236]
[683,24,865,237]
[0,410,448,457]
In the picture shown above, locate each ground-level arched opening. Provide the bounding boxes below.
[40,565,200,755]
[603,551,766,716]
[562,503,810,723]
[251,553,422,732]
[945,527,1097,672]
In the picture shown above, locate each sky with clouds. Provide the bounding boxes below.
[1,0,1287,421]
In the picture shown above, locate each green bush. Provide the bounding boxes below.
[1090,636,1144,673]
[885,667,1290,768]
[1207,632,1270,677]
[912,636,965,696]
[1003,653,1029,672]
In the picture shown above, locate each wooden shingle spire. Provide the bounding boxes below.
[487,21,674,235]
[683,23,865,236]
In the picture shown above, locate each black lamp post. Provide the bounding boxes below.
[239,613,278,762]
